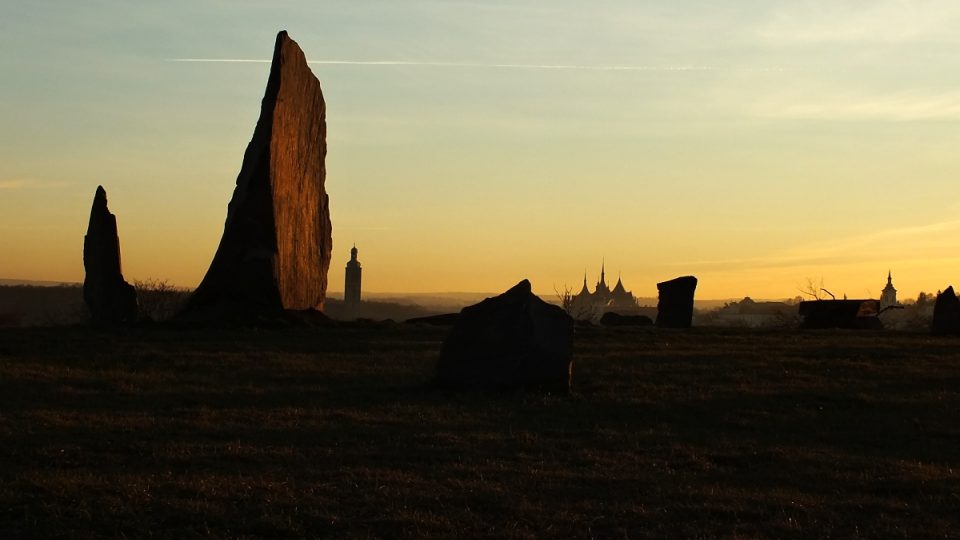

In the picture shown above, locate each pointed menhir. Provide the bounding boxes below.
[83,186,138,324]
[185,31,331,317]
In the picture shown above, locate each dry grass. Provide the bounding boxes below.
[0,324,958,538]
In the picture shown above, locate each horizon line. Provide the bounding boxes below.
[166,58,785,72]
[0,279,791,301]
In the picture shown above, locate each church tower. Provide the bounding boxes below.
[880,270,897,309]
[595,259,610,295]
[344,245,362,318]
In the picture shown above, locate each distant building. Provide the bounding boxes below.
[569,261,638,320]
[880,270,898,309]
[714,297,794,328]
[344,245,362,318]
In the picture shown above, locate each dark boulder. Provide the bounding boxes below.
[799,299,883,330]
[83,186,137,324]
[656,276,697,328]
[932,286,960,335]
[600,312,653,327]
[185,31,331,318]
[436,280,574,391]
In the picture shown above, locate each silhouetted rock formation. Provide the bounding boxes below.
[931,287,960,335]
[798,299,882,330]
[436,280,574,391]
[83,186,137,324]
[600,312,653,327]
[656,276,697,328]
[186,31,330,318]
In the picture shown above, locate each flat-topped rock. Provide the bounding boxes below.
[83,186,137,324]
[186,31,331,317]
[656,275,697,328]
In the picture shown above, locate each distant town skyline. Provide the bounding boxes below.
[2,1,960,299]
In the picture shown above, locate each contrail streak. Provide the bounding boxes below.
[167,58,739,71]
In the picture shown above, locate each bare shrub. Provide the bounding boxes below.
[555,284,575,313]
[134,279,190,322]
[554,284,593,321]
[798,277,833,300]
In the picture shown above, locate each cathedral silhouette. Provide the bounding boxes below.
[569,261,639,320]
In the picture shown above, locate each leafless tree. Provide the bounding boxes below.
[554,284,591,321]
[555,284,575,313]
[798,277,829,300]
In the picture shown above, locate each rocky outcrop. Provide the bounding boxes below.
[931,286,960,335]
[83,186,137,324]
[656,276,697,328]
[436,280,574,391]
[186,31,331,317]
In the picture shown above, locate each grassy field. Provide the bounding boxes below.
[0,324,958,538]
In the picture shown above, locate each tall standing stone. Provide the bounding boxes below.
[931,286,960,335]
[656,275,698,328]
[186,31,331,316]
[83,186,138,324]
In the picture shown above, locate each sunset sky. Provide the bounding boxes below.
[2,1,959,300]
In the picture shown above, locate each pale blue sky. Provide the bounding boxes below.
[2,1,959,298]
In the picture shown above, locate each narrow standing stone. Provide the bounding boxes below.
[932,286,960,335]
[83,186,137,324]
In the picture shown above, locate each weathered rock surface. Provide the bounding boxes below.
[656,276,698,328]
[186,31,331,316]
[931,286,960,335]
[83,186,137,324]
[436,280,574,391]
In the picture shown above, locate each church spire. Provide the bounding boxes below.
[612,272,628,295]
[881,269,897,308]
[594,258,611,295]
[577,269,590,296]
